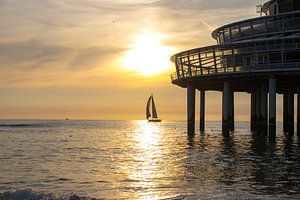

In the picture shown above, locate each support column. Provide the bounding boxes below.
[222,81,230,134]
[298,92,300,136]
[283,92,289,133]
[200,90,205,133]
[255,87,261,131]
[261,83,268,132]
[287,90,294,135]
[229,90,235,131]
[187,84,196,136]
[251,91,257,132]
[269,78,276,140]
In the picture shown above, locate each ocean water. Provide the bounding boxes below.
[0,120,299,200]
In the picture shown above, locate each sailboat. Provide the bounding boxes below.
[146,95,162,122]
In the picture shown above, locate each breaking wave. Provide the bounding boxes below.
[0,190,103,200]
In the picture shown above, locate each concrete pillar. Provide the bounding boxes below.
[255,87,261,131]
[251,91,256,132]
[283,92,289,133]
[298,92,300,136]
[200,90,205,132]
[269,78,276,140]
[261,83,268,132]
[222,81,230,134]
[287,90,294,135]
[229,90,235,131]
[187,84,195,136]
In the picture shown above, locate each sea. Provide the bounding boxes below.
[0,120,299,200]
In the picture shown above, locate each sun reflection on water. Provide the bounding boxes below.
[134,120,161,152]
[125,120,165,199]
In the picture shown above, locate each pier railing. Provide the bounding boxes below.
[171,37,300,81]
[212,11,300,44]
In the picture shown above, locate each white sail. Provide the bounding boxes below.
[146,96,152,119]
[146,94,161,122]
[151,95,158,119]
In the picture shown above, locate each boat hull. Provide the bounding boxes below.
[148,119,162,122]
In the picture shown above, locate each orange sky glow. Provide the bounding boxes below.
[1,0,287,121]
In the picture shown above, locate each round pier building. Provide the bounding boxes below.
[170,0,300,138]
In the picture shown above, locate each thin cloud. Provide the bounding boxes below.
[0,39,70,70]
[69,46,126,70]
[153,0,257,10]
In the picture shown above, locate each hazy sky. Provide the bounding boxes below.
[0,0,272,120]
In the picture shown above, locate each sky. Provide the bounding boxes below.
[0,0,275,121]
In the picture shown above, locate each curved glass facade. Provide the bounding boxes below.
[212,11,300,44]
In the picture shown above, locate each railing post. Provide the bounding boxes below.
[187,52,192,77]
[221,47,226,72]
[198,51,203,75]
[179,57,185,78]
[175,57,180,79]
[213,48,217,73]
[232,49,236,72]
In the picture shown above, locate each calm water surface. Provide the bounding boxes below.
[0,120,299,199]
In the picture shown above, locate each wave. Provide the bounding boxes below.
[0,189,188,200]
[0,124,36,127]
[0,124,52,128]
[0,190,103,200]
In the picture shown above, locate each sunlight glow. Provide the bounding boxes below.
[120,32,174,76]
[130,120,163,199]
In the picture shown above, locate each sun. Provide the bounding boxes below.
[120,32,175,76]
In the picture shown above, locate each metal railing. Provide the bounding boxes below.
[171,37,300,81]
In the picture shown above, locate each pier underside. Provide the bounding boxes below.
[178,72,300,139]
[172,72,300,93]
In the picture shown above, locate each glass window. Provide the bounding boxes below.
[234,55,243,66]
[224,29,231,42]
[285,50,300,62]
[258,54,268,64]
[294,0,300,10]
[219,33,224,44]
[267,18,282,32]
[240,24,252,37]
[279,0,293,13]
[253,22,267,34]
[231,26,240,39]
[269,52,282,63]
[243,55,256,66]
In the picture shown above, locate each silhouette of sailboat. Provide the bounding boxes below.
[146,95,162,122]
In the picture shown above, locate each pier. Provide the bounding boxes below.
[171,0,300,139]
